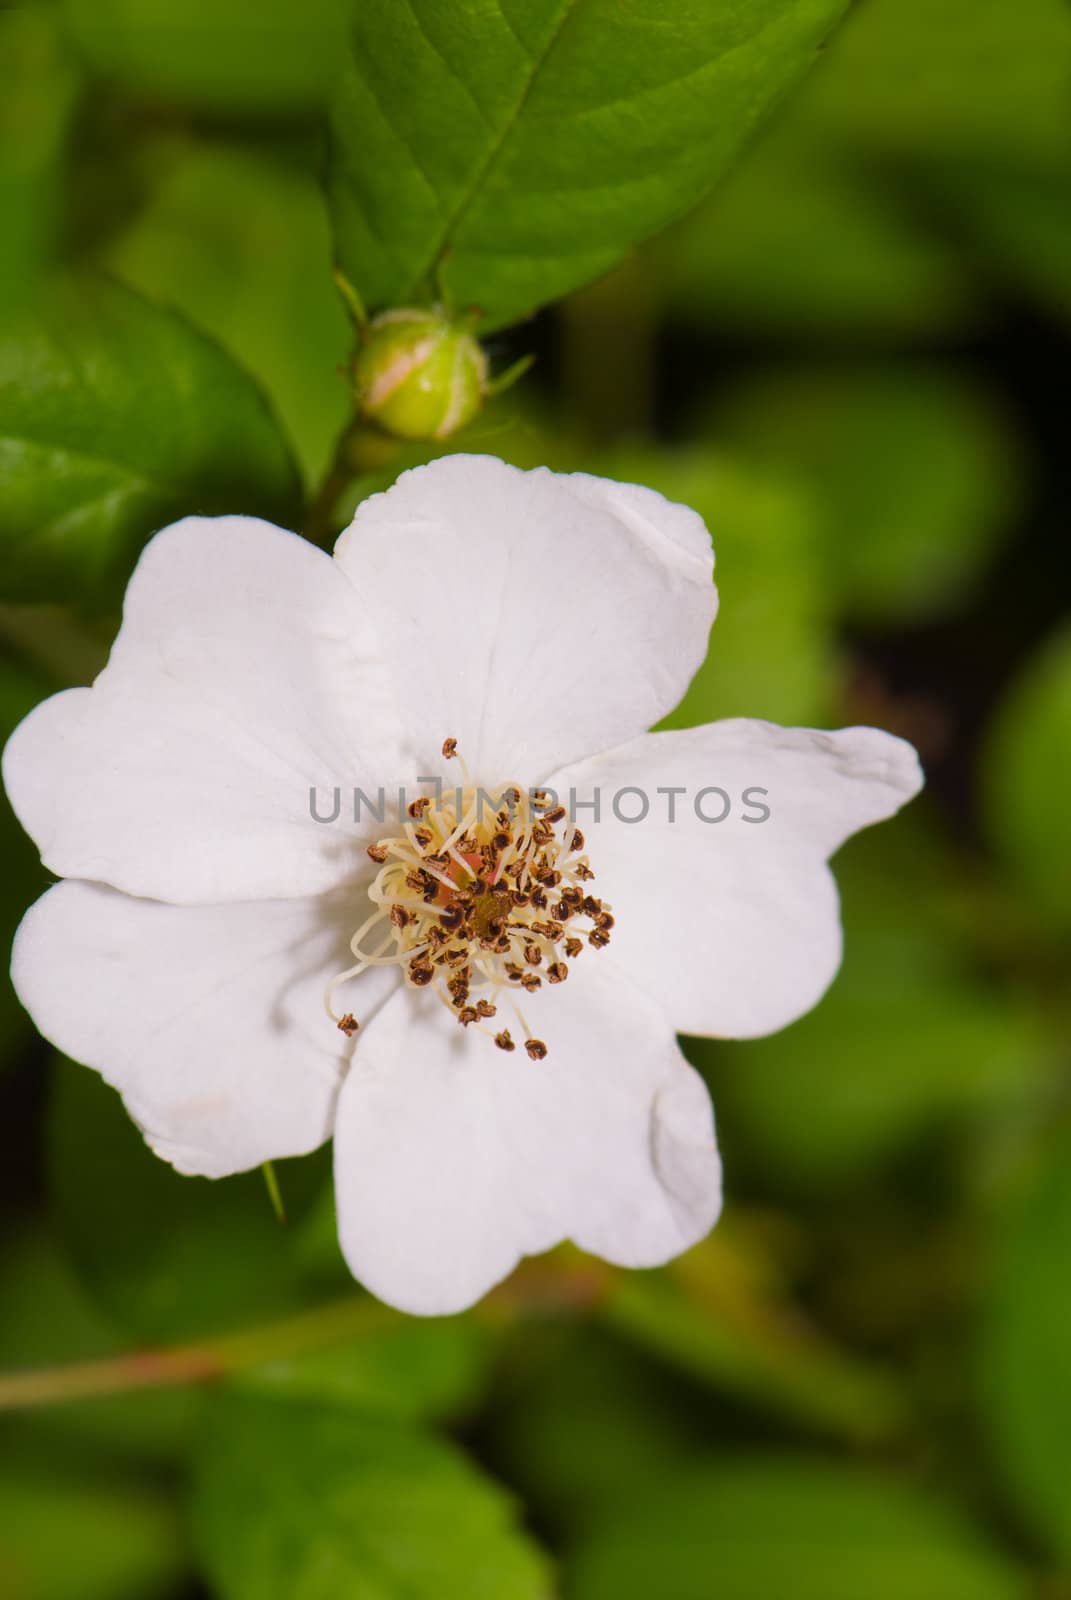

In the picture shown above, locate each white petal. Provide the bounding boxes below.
[11,880,397,1177]
[549,720,924,1039]
[3,516,405,903]
[332,960,721,1315]
[333,454,715,783]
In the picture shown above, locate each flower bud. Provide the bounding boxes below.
[353,309,488,442]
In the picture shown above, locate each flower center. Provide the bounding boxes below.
[327,739,613,1059]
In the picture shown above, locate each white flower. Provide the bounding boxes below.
[3,455,922,1315]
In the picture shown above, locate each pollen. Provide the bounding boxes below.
[326,742,613,1057]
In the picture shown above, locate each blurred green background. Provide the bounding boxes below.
[1,0,1070,1596]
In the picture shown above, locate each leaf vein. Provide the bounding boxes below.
[413,0,585,299]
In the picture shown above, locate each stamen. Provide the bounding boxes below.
[326,740,613,1058]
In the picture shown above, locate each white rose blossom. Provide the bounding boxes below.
[3,455,922,1315]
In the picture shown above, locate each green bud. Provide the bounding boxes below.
[353,308,488,442]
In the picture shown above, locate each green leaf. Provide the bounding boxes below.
[983,625,1071,938]
[234,1313,493,1425]
[0,1461,186,1600]
[0,6,79,311]
[979,1128,1071,1563]
[104,135,352,487]
[568,1456,1026,1600]
[192,1391,551,1600]
[0,272,302,605]
[329,0,851,331]
[61,0,349,117]
[713,365,1021,624]
[695,825,1047,1191]
[46,1056,329,1341]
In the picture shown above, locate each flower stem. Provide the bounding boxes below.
[0,1297,392,1413]
[302,416,401,548]
[261,1160,287,1225]
[303,425,361,548]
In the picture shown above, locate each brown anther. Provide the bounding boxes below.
[442,737,458,759]
[349,761,611,1058]
[337,1013,360,1037]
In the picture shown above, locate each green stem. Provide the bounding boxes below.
[302,417,402,549]
[261,1161,287,1225]
[0,1297,392,1413]
[303,422,362,548]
